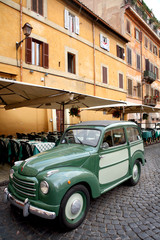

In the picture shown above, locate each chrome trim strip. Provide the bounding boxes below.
[12,179,36,192]
[12,184,36,197]
[4,188,56,220]
[13,176,35,186]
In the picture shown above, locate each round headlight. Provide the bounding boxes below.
[10,169,14,179]
[40,181,49,194]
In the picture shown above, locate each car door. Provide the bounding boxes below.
[98,127,130,190]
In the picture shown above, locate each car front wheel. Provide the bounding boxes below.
[58,185,90,231]
[128,160,141,186]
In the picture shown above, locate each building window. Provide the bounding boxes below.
[25,37,49,68]
[31,0,43,15]
[135,28,142,41]
[100,34,110,51]
[127,47,132,65]
[128,79,132,96]
[116,45,124,60]
[64,9,79,34]
[153,45,158,55]
[119,73,123,89]
[137,82,141,98]
[144,36,148,48]
[154,66,159,79]
[126,20,131,34]
[150,40,153,52]
[136,54,141,70]
[68,52,75,74]
[102,66,108,84]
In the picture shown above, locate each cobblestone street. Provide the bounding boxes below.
[0,144,160,240]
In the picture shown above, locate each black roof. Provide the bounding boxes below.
[75,120,129,127]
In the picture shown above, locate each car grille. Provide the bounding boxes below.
[12,175,37,198]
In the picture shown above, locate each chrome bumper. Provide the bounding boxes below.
[4,188,56,220]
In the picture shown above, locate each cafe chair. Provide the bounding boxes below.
[20,141,33,160]
[9,139,20,166]
[0,139,8,165]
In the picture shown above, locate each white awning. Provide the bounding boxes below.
[0,78,122,110]
[82,102,160,114]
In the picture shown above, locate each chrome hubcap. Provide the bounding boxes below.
[65,193,83,220]
[71,199,81,215]
[133,165,138,180]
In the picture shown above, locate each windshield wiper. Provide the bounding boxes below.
[76,137,84,145]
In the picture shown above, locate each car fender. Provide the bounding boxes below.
[37,167,101,207]
[131,148,145,167]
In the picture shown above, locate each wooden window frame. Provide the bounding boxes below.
[67,52,76,74]
[102,65,108,84]
[136,54,141,70]
[119,73,124,89]
[126,19,131,34]
[64,9,79,35]
[25,37,49,69]
[116,45,124,60]
[127,47,132,66]
[128,78,133,96]
[144,36,148,49]
[31,0,43,16]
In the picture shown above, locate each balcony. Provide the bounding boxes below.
[143,96,157,107]
[143,71,156,84]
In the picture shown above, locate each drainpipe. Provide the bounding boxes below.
[140,30,143,125]
[92,22,96,96]
[20,0,23,81]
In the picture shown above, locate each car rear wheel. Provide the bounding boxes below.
[58,185,90,231]
[128,160,141,186]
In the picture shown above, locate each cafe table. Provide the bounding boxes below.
[28,141,55,155]
[142,130,152,142]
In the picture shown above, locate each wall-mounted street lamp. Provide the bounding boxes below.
[16,23,33,50]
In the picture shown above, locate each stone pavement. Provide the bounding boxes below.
[0,144,160,240]
[0,163,10,186]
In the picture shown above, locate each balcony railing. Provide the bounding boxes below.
[143,71,156,84]
[143,96,157,107]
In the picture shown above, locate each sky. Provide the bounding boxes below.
[144,0,160,21]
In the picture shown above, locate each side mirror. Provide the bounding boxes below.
[101,142,109,150]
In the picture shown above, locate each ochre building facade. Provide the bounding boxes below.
[0,0,128,135]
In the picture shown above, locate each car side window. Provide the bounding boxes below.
[126,127,141,142]
[103,130,113,147]
[112,128,126,146]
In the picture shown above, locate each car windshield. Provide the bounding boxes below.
[61,128,101,147]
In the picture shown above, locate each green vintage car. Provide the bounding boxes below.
[4,121,145,230]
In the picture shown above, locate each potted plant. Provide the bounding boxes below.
[69,107,80,117]
[143,113,148,120]
[112,110,120,118]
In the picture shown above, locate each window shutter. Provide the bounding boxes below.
[117,45,120,57]
[43,43,49,69]
[127,20,130,33]
[38,0,43,15]
[100,34,103,48]
[128,79,132,96]
[122,48,124,60]
[102,66,107,84]
[25,37,32,64]
[64,9,69,29]
[75,16,79,35]
[137,83,141,98]
[139,31,142,42]
[119,73,123,89]
[145,59,149,71]
[134,28,136,38]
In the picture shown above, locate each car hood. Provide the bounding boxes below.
[18,144,94,177]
